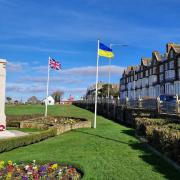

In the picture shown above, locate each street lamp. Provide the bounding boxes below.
[108,43,128,100]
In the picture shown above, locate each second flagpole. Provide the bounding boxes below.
[94,39,100,128]
[45,57,50,117]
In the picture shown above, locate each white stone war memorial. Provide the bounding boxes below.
[0,59,28,138]
[0,59,6,131]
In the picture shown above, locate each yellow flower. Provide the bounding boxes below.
[6,172,12,180]
[51,164,58,170]
[0,160,5,168]
[33,166,38,170]
[7,160,13,166]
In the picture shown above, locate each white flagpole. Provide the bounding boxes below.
[108,44,112,101]
[108,55,111,113]
[45,57,50,117]
[107,59,111,99]
[94,39,100,128]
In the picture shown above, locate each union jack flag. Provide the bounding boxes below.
[49,58,61,70]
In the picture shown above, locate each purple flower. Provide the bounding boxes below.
[22,176,28,180]
[39,166,46,172]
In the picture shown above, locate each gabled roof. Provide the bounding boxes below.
[141,58,151,66]
[173,46,180,54]
[124,66,134,75]
[167,43,180,54]
[152,51,162,62]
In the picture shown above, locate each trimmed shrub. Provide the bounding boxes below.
[0,127,57,153]
[6,121,20,128]
[146,127,180,164]
[135,117,180,164]
[135,118,167,136]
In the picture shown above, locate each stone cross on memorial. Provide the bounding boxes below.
[0,59,6,131]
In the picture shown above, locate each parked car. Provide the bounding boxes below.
[158,94,177,114]
[158,94,176,103]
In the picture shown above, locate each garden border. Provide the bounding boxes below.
[0,116,91,153]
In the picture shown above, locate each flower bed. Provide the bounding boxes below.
[20,116,91,135]
[0,160,81,179]
[1,116,91,153]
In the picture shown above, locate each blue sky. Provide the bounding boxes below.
[1,0,180,101]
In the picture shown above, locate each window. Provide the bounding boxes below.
[165,71,168,79]
[149,69,152,75]
[138,73,140,79]
[178,58,180,67]
[169,61,174,69]
[165,63,168,70]
[160,65,164,72]
[153,75,157,83]
[153,67,156,74]
[170,50,174,59]
[131,76,133,81]
[135,74,137,80]
[160,74,164,82]
[169,70,175,79]
[165,70,175,80]
[178,69,180,78]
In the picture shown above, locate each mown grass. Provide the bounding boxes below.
[1,105,180,180]
[6,127,42,133]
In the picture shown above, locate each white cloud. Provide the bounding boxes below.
[6,83,46,93]
[17,65,125,85]
[63,65,125,76]
[0,44,82,54]
[7,61,29,72]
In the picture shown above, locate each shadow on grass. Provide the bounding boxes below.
[121,129,135,137]
[122,129,180,180]
[73,130,129,145]
[74,129,180,179]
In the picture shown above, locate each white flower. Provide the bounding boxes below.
[25,165,29,170]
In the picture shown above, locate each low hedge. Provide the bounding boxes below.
[146,126,180,164]
[135,117,180,164]
[135,118,167,136]
[0,127,57,153]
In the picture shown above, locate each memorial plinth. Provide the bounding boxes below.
[0,59,6,131]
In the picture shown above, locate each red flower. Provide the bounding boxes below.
[0,125,5,131]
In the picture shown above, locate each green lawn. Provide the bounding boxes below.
[2,105,180,180]
[6,127,42,133]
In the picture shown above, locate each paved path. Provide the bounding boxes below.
[0,130,28,139]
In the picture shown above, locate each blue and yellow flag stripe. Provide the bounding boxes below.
[98,42,114,58]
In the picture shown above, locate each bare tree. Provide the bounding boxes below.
[52,90,64,103]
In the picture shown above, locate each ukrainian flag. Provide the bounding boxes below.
[98,42,114,58]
